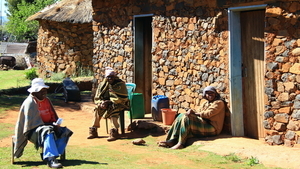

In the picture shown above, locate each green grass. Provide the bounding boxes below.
[225,153,242,162]
[0,143,273,169]
[0,123,14,140]
[0,70,93,91]
[0,70,31,90]
[0,94,27,118]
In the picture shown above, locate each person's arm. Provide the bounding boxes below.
[109,81,128,104]
[94,85,102,105]
[185,109,197,117]
[198,100,225,119]
[99,100,112,109]
[94,79,109,105]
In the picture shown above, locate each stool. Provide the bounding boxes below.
[11,136,66,164]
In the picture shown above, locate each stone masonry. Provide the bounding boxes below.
[36,20,93,78]
[264,2,300,147]
[92,0,231,133]
[90,0,300,146]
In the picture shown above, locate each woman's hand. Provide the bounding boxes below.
[100,101,107,109]
[185,109,195,117]
[100,100,112,109]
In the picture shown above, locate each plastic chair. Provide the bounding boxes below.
[126,83,136,101]
[105,83,136,134]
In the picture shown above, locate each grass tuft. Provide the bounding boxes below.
[247,156,259,166]
[50,72,66,81]
[225,153,242,163]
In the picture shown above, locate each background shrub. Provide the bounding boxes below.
[24,68,38,80]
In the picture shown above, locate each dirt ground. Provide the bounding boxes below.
[1,95,300,169]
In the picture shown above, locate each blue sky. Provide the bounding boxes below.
[1,0,8,17]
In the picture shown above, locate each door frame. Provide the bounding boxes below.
[228,4,266,137]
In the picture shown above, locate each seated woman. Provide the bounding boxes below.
[14,78,73,168]
[158,86,225,149]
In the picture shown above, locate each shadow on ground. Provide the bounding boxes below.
[186,134,234,147]
[13,159,106,167]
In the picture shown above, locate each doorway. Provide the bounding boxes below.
[133,15,153,114]
[229,5,266,139]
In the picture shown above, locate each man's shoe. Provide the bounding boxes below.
[87,127,98,139]
[107,128,119,141]
[47,158,63,168]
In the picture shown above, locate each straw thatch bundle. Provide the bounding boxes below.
[27,0,92,23]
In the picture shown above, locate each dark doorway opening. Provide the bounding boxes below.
[134,15,153,114]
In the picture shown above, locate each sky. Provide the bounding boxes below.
[1,0,8,17]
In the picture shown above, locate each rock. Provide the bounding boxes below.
[274,113,289,123]
[285,130,295,140]
[132,138,146,145]
[272,135,284,145]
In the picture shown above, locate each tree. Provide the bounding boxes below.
[0,24,10,41]
[5,0,59,42]
[5,0,35,17]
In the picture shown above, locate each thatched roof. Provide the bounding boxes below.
[26,0,92,24]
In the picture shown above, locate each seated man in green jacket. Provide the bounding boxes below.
[87,67,129,141]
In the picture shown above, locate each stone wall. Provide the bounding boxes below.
[264,2,300,147]
[92,0,231,133]
[36,20,93,78]
[92,22,134,84]
[151,15,229,113]
[91,0,300,143]
[92,0,225,84]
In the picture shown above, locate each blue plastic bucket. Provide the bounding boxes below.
[151,95,169,121]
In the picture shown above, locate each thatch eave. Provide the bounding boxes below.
[26,0,92,24]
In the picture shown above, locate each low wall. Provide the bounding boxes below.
[0,80,93,95]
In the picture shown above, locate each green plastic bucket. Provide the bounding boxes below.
[128,93,145,119]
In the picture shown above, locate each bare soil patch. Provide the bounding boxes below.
[1,95,300,169]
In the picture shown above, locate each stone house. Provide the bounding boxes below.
[91,0,300,147]
[29,0,300,146]
[27,0,93,78]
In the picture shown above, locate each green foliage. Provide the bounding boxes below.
[247,156,259,166]
[50,72,66,81]
[5,0,59,42]
[5,0,18,15]
[72,62,93,78]
[24,67,38,80]
[74,66,93,78]
[225,153,242,163]
[0,24,10,41]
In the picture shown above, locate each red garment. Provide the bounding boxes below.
[34,97,56,123]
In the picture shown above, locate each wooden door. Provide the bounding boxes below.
[240,10,265,139]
